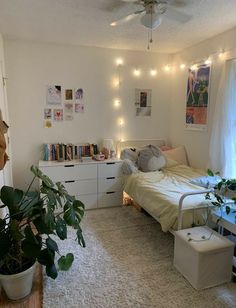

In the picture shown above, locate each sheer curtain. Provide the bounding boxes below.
[209,59,236,178]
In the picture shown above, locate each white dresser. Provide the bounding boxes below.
[38,159,123,210]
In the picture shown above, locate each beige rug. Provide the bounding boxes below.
[43,207,236,308]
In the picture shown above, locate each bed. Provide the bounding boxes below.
[118,139,212,232]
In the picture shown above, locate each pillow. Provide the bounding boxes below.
[160,145,172,151]
[163,145,189,166]
[121,159,139,175]
[137,145,166,172]
[190,175,221,188]
[120,148,138,163]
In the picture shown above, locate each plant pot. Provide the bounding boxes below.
[0,263,36,300]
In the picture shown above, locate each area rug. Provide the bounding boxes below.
[43,207,236,308]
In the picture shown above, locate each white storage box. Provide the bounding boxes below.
[174,226,234,290]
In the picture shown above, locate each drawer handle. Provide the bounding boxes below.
[106,177,115,180]
[106,162,115,165]
[106,191,115,194]
[64,165,75,168]
[65,180,75,183]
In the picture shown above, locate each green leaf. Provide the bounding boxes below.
[21,226,42,259]
[0,231,10,259]
[0,186,14,207]
[31,165,54,188]
[226,206,231,215]
[46,263,58,280]
[46,237,58,252]
[21,240,41,259]
[58,253,74,271]
[37,248,54,266]
[207,169,214,177]
[9,220,23,241]
[76,227,86,248]
[63,200,85,227]
[14,189,24,204]
[55,217,67,240]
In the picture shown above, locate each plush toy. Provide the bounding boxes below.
[137,145,166,172]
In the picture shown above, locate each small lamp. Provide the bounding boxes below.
[102,139,115,159]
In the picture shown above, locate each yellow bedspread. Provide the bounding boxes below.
[124,164,210,232]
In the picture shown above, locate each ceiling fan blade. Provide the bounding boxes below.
[164,6,191,23]
[110,10,145,26]
[102,0,127,12]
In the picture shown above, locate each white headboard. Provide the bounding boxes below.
[116,139,166,157]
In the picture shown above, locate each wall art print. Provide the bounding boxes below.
[185,63,211,131]
[135,88,152,117]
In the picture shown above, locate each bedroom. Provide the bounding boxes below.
[0,0,236,307]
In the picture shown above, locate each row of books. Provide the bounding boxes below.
[43,143,99,161]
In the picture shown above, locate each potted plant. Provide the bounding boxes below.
[0,165,85,300]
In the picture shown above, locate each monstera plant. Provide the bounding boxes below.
[0,166,85,300]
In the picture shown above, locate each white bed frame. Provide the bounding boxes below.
[118,139,212,231]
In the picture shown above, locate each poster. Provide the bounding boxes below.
[65,89,73,101]
[47,85,62,105]
[53,109,63,121]
[65,114,74,121]
[185,63,211,130]
[64,102,73,113]
[75,88,84,113]
[135,89,152,116]
[44,108,52,119]
[75,103,84,113]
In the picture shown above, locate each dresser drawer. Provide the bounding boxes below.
[40,164,97,182]
[77,194,97,210]
[97,192,123,208]
[98,162,122,178]
[98,177,123,193]
[63,179,97,196]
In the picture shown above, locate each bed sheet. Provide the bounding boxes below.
[124,164,210,232]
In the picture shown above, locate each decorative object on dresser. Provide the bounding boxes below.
[0,166,85,300]
[102,139,116,159]
[39,159,124,210]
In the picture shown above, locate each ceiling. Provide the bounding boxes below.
[0,0,236,53]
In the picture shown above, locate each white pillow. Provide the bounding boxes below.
[163,145,189,166]
[190,175,221,188]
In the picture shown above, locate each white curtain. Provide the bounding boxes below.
[209,59,236,178]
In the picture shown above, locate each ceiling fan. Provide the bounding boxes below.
[109,0,191,30]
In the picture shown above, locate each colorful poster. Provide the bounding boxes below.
[47,85,62,105]
[135,89,152,116]
[185,63,211,130]
[53,109,63,121]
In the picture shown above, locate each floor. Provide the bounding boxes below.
[43,206,236,308]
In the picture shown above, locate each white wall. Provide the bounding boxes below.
[5,40,171,189]
[169,26,236,169]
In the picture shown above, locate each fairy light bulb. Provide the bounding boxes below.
[150,69,157,76]
[163,65,170,72]
[205,58,212,65]
[116,58,123,66]
[114,99,120,108]
[133,69,141,77]
[190,64,198,71]
[118,118,124,127]
[180,64,186,70]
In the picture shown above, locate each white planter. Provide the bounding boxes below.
[0,263,35,300]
